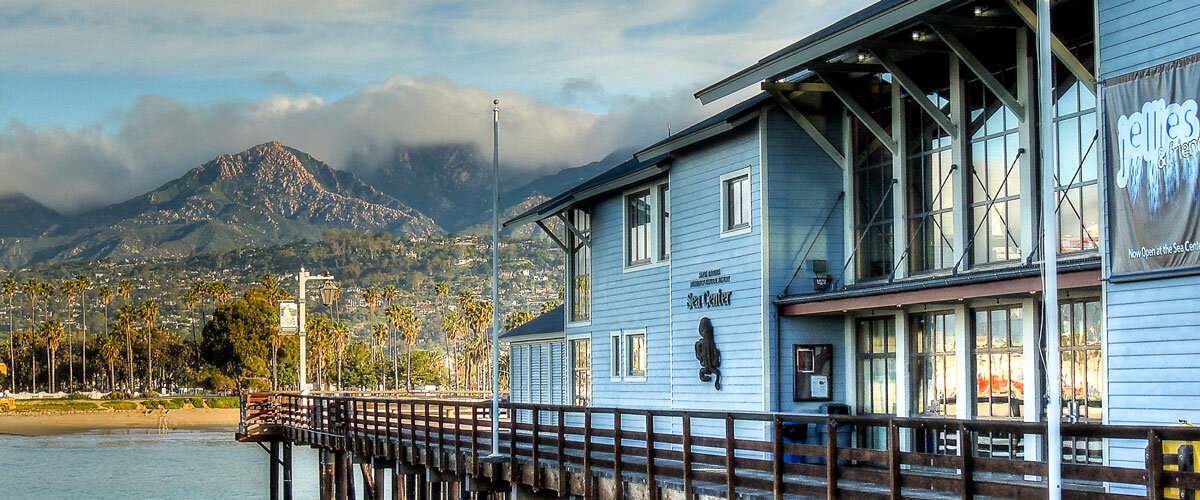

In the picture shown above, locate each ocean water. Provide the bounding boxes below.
[0,429,321,499]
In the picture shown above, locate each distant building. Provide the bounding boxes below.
[505,0,1200,472]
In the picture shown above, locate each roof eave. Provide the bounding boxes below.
[694,0,956,105]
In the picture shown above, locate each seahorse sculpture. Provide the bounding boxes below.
[694,317,722,390]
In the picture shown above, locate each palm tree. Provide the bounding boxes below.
[397,307,421,391]
[2,278,17,392]
[59,278,79,390]
[370,323,388,386]
[182,288,200,364]
[138,301,160,390]
[385,303,403,390]
[441,311,465,389]
[434,281,450,386]
[13,329,34,392]
[381,285,398,307]
[97,334,121,391]
[331,322,350,390]
[116,305,136,391]
[75,274,91,388]
[98,285,114,337]
[213,282,232,304]
[38,319,64,393]
[116,279,133,306]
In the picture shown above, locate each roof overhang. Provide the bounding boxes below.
[502,331,566,344]
[694,0,957,104]
[778,261,1101,316]
[503,160,671,228]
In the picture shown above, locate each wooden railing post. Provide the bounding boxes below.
[424,402,432,465]
[646,411,657,500]
[532,406,541,490]
[827,419,838,500]
[558,408,567,495]
[471,405,480,476]
[510,403,518,480]
[1180,444,1195,500]
[888,419,900,500]
[1148,429,1164,500]
[683,413,693,500]
[725,413,736,498]
[958,423,973,499]
[436,402,445,470]
[453,403,462,472]
[584,408,593,500]
[772,416,783,500]
[614,409,624,500]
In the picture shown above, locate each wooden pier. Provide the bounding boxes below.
[238,392,1200,499]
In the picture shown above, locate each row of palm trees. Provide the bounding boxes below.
[2,274,233,393]
[359,282,498,392]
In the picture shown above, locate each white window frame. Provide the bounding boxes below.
[566,208,592,327]
[608,328,648,383]
[622,180,671,272]
[610,331,623,381]
[624,329,648,382]
[720,167,753,237]
[569,337,592,407]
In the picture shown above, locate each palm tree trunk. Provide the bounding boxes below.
[67,299,74,391]
[48,348,54,393]
[146,332,153,391]
[81,297,87,389]
[8,299,14,393]
[406,344,412,391]
[126,334,134,391]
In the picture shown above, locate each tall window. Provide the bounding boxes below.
[722,171,751,233]
[854,112,894,281]
[626,189,652,266]
[659,184,671,260]
[968,72,1022,265]
[610,332,621,379]
[907,91,955,272]
[626,332,646,378]
[912,312,958,455]
[856,317,896,449]
[1060,299,1102,464]
[1054,81,1099,254]
[625,182,669,268]
[568,209,591,322]
[973,305,1024,459]
[571,338,591,407]
[912,312,957,417]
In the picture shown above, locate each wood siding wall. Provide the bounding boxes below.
[1097,0,1200,79]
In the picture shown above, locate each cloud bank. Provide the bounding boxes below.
[0,75,713,213]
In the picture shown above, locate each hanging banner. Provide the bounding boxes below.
[279,301,299,335]
[1105,55,1200,277]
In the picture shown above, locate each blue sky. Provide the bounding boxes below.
[0,0,870,211]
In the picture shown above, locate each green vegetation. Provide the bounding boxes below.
[205,397,240,409]
[189,396,205,408]
[102,401,137,410]
[16,400,98,412]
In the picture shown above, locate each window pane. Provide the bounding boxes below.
[611,336,620,377]
[659,184,670,260]
[627,191,651,265]
[569,209,591,321]
[627,334,646,377]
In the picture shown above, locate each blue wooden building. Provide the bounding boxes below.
[503,0,1200,473]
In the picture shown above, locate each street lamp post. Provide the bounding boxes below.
[297,267,333,393]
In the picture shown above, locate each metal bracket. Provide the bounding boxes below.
[765,88,846,165]
[815,70,897,155]
[932,25,1027,118]
[534,219,567,252]
[871,50,958,137]
[555,212,591,248]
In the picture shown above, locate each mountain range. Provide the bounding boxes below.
[0,141,628,269]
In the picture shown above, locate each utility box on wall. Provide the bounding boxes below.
[793,344,833,402]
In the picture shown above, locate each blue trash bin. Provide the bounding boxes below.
[781,422,808,464]
[804,403,852,465]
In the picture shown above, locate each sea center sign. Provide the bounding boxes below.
[686,269,733,310]
[1105,55,1200,277]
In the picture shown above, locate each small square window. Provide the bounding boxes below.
[626,333,646,378]
[625,190,652,266]
[722,171,751,233]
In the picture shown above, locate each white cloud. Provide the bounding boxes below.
[0,75,712,213]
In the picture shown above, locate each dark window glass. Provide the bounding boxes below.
[854,108,895,280]
[568,209,591,322]
[1059,299,1103,464]
[972,305,1025,459]
[856,316,896,449]
[966,70,1022,265]
[1054,81,1099,254]
[572,339,591,407]
[907,90,955,272]
[626,190,652,266]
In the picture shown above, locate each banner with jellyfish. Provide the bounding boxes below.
[1106,55,1200,277]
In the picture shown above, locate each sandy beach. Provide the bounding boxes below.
[0,408,240,436]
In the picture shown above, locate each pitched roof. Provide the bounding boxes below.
[498,305,565,342]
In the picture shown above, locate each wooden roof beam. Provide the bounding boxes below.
[871,50,958,136]
[814,70,897,155]
[534,219,567,252]
[808,62,886,74]
[1002,0,1096,91]
[765,88,846,166]
[555,212,591,248]
[761,81,833,93]
[931,25,1026,118]
[921,13,1022,29]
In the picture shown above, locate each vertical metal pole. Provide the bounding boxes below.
[284,442,294,500]
[1036,1,1062,498]
[271,441,281,500]
[490,100,502,457]
[299,269,308,393]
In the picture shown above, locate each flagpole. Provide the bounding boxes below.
[1036,1,1062,498]
[490,99,502,457]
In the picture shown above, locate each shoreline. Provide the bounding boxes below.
[0,408,240,436]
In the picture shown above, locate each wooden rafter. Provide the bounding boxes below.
[815,70,897,154]
[764,88,846,165]
[555,212,591,248]
[921,14,1022,29]
[931,25,1026,118]
[1002,0,1096,91]
[870,50,958,136]
[535,219,567,252]
[808,62,886,74]
[761,81,833,93]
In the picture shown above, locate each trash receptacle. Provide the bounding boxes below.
[781,422,808,464]
[804,403,853,465]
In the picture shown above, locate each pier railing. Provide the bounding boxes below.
[239,392,1200,499]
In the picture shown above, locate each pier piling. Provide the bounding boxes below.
[270,441,279,500]
[283,442,293,500]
